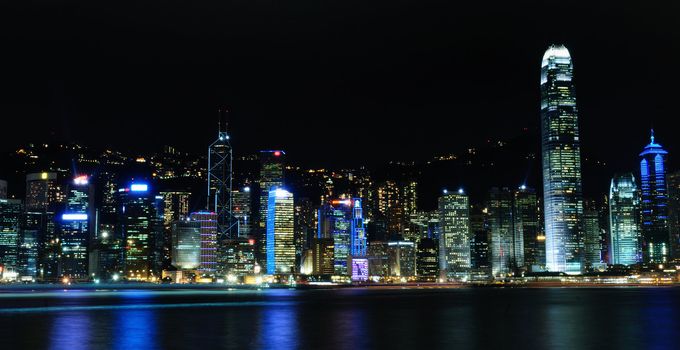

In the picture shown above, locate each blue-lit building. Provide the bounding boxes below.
[609,173,641,266]
[540,44,584,274]
[639,131,670,263]
[318,198,366,276]
[58,175,94,280]
[266,188,295,274]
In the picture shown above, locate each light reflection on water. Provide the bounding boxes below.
[0,288,677,349]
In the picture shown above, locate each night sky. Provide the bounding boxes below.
[1,1,678,172]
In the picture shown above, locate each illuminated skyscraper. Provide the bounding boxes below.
[416,238,438,281]
[25,172,64,212]
[222,237,257,277]
[639,131,670,263]
[171,219,201,270]
[0,199,22,277]
[59,175,94,280]
[583,201,603,268]
[266,188,295,274]
[258,150,285,264]
[311,238,334,275]
[317,198,366,276]
[207,110,236,238]
[232,187,252,237]
[540,44,584,274]
[609,174,641,266]
[469,207,491,278]
[190,211,219,275]
[667,171,680,258]
[17,212,40,280]
[25,172,61,281]
[387,240,416,278]
[514,186,541,271]
[160,191,191,225]
[438,189,470,280]
[487,187,515,276]
[117,182,163,280]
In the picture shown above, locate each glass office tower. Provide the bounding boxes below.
[639,131,670,263]
[540,44,584,274]
[609,173,641,265]
[438,189,470,280]
[266,188,295,274]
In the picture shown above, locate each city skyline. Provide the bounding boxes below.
[2,3,680,349]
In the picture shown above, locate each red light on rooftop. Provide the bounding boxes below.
[274,151,281,157]
[248,239,255,245]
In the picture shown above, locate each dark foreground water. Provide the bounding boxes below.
[0,287,678,349]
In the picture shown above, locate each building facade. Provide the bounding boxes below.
[266,188,295,274]
[540,44,584,274]
[639,131,670,263]
[609,174,641,265]
[438,190,470,280]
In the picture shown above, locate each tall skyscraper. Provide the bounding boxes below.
[609,174,641,266]
[17,212,40,281]
[232,187,252,237]
[438,189,470,280]
[0,199,22,277]
[117,182,163,280]
[317,198,366,276]
[207,110,236,238]
[266,188,295,274]
[258,150,285,264]
[639,131,670,263]
[469,206,491,278]
[59,175,94,280]
[514,186,542,271]
[190,211,219,275]
[667,171,680,258]
[583,201,603,268]
[25,172,61,281]
[541,44,584,274]
[487,187,515,276]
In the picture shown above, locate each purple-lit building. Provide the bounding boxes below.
[190,211,219,275]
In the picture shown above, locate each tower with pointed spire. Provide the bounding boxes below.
[208,108,237,241]
[540,44,585,274]
[639,129,670,264]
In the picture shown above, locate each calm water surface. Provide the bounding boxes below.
[0,287,677,349]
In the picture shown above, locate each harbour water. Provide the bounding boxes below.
[0,287,677,349]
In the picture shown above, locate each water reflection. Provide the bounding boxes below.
[641,289,677,350]
[257,304,298,350]
[114,309,157,350]
[49,312,92,350]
